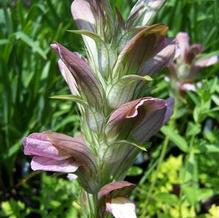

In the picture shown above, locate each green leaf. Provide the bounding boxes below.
[127,166,143,176]
[161,126,188,152]
[50,95,87,105]
[155,192,179,205]
[186,122,201,137]
[114,140,148,151]
[15,31,47,59]
[204,144,219,153]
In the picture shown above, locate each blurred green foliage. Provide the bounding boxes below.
[0,0,219,217]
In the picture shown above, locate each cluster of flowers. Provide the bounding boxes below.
[23,0,176,217]
[168,32,218,92]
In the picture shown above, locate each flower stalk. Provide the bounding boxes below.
[23,0,176,217]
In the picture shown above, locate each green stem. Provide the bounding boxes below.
[140,137,169,218]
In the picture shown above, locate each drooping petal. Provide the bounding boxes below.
[176,32,190,61]
[113,24,168,78]
[106,197,137,218]
[23,132,96,174]
[107,97,173,143]
[194,55,218,67]
[127,0,166,28]
[51,43,103,107]
[58,59,79,95]
[31,156,79,173]
[98,181,135,200]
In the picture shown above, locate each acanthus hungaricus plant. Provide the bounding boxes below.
[168,32,218,93]
[23,0,176,217]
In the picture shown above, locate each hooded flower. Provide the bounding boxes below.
[23,132,98,192]
[106,97,173,142]
[103,97,174,179]
[98,181,136,218]
[168,32,218,92]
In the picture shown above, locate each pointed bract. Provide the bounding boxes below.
[23,132,95,174]
[51,43,103,107]
[127,0,166,28]
[113,24,169,78]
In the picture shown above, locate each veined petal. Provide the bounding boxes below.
[127,0,166,28]
[113,24,168,78]
[107,97,173,143]
[31,156,79,173]
[23,133,71,161]
[98,181,135,200]
[140,38,176,76]
[106,197,137,218]
[58,59,79,95]
[23,132,96,174]
[51,43,103,107]
[46,132,96,171]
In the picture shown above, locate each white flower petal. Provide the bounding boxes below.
[106,197,137,218]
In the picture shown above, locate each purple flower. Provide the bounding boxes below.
[168,32,218,92]
[23,132,95,174]
[107,97,173,143]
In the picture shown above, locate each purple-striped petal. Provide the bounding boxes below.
[23,133,71,161]
[98,181,135,200]
[23,132,96,175]
[107,97,173,143]
[113,24,169,78]
[140,38,176,76]
[51,43,103,106]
